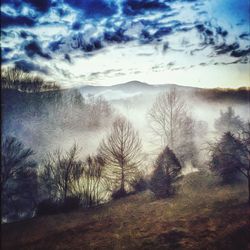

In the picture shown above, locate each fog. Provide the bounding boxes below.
[3,83,249,175]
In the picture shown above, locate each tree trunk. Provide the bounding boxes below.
[121,165,125,192]
[64,180,68,203]
[170,105,173,149]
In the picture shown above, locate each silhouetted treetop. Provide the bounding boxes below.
[98,116,142,197]
[214,107,244,135]
[150,146,182,198]
[1,67,60,92]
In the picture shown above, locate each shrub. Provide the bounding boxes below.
[111,188,128,200]
[36,196,81,216]
[209,132,244,184]
[150,147,182,198]
[61,196,81,212]
[36,199,59,216]
[131,176,148,193]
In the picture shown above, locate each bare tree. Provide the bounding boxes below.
[73,155,108,207]
[86,95,113,129]
[98,116,142,197]
[148,88,196,164]
[40,144,83,203]
[148,88,188,148]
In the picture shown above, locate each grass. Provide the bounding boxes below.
[1,171,250,250]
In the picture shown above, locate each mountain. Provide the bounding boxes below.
[78,81,202,100]
[79,81,199,92]
[77,81,249,103]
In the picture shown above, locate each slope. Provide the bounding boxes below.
[1,172,250,250]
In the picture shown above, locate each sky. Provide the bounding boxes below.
[1,0,250,88]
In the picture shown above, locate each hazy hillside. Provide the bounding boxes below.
[2,82,249,163]
[2,172,249,250]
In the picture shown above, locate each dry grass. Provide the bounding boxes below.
[1,172,250,250]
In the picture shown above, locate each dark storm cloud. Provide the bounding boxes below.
[196,24,213,36]
[24,40,52,59]
[139,19,186,44]
[194,22,232,49]
[230,48,250,58]
[239,33,250,40]
[72,22,82,30]
[64,0,118,18]
[14,60,50,74]
[22,0,52,13]
[2,0,233,58]
[49,34,104,54]
[123,0,171,16]
[49,39,65,52]
[214,43,240,55]
[1,0,22,8]
[75,38,103,52]
[154,27,173,39]
[1,47,13,63]
[104,28,132,43]
[2,47,13,54]
[2,0,53,12]
[19,30,37,39]
[1,0,249,81]
[195,23,215,46]
[140,30,154,44]
[216,27,228,37]
[1,12,36,28]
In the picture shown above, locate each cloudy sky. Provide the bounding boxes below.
[1,0,250,88]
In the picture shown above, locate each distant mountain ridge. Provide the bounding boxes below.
[79,80,201,90]
[78,81,202,98]
[77,81,249,103]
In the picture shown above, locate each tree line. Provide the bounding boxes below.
[1,67,60,92]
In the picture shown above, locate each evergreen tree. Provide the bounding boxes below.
[209,132,244,184]
[1,136,38,221]
[150,147,182,198]
[214,107,244,135]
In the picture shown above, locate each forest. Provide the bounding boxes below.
[1,67,250,249]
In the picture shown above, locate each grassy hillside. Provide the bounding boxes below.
[1,172,250,250]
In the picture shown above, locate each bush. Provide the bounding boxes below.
[131,176,148,193]
[150,166,172,198]
[150,147,182,199]
[209,132,244,184]
[36,196,81,216]
[111,188,128,200]
[61,196,81,212]
[36,199,59,216]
